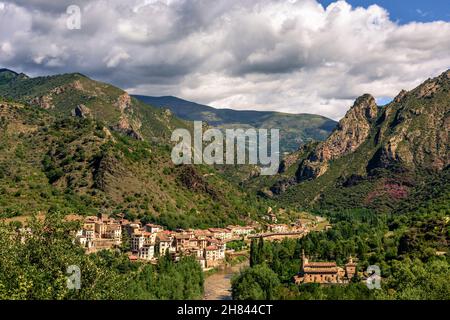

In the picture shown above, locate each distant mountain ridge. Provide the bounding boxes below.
[133,95,337,153]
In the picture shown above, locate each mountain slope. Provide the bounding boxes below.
[0,70,271,228]
[0,69,188,143]
[257,70,450,211]
[133,95,337,153]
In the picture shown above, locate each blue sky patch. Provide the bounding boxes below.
[318,0,450,24]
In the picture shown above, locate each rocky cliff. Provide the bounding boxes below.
[267,69,450,210]
[297,94,378,180]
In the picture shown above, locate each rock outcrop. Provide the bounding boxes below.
[297,94,378,180]
[110,93,144,140]
[112,116,143,140]
[115,93,132,112]
[30,95,54,110]
[72,104,91,118]
[274,69,450,200]
[179,165,220,199]
[369,70,450,171]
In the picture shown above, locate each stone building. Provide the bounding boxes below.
[294,251,357,284]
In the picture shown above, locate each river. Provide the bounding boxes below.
[203,261,249,300]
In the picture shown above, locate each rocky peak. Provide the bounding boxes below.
[296,94,378,180]
[348,94,378,122]
[394,90,408,103]
[414,69,450,99]
[314,94,377,162]
[371,70,450,172]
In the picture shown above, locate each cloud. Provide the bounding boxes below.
[0,0,449,120]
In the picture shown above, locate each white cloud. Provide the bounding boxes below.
[0,0,449,120]
[104,47,130,68]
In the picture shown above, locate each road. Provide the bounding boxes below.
[203,261,249,300]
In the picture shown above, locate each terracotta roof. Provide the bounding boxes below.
[206,245,218,251]
[132,231,153,237]
[304,267,338,274]
[175,234,191,239]
[208,228,231,233]
[194,229,213,237]
[156,233,171,242]
[305,262,337,267]
[146,223,162,228]
[227,225,254,230]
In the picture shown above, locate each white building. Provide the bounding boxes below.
[227,225,255,237]
[145,224,163,234]
[156,233,172,255]
[131,231,155,252]
[208,228,233,240]
[131,233,145,252]
[138,245,155,261]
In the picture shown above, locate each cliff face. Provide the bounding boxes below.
[296,70,450,182]
[268,70,450,209]
[297,94,378,180]
[370,70,450,172]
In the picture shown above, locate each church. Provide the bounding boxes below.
[293,251,357,284]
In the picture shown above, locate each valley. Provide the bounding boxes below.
[0,67,448,301]
[134,95,337,153]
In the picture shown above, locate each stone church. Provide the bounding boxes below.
[294,251,357,284]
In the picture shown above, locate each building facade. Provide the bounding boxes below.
[294,251,357,285]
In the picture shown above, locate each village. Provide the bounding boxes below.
[74,211,312,271]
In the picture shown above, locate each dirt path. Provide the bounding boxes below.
[203,261,249,300]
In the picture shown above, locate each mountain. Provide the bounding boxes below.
[0,69,270,228]
[257,70,450,211]
[0,70,192,143]
[133,95,337,153]
[0,68,29,85]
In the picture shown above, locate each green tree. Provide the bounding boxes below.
[232,264,281,300]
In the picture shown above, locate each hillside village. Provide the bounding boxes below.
[75,213,311,270]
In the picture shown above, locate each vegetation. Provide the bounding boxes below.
[1,68,449,301]
[134,95,336,153]
[226,240,247,251]
[232,192,450,300]
[0,213,204,300]
[0,96,272,229]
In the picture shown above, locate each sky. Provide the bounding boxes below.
[0,0,449,120]
[318,0,450,23]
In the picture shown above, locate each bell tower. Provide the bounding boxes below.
[301,249,308,270]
